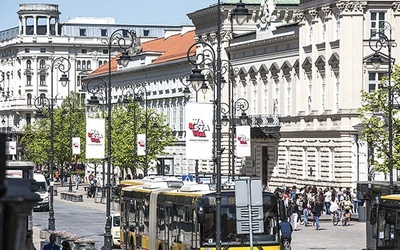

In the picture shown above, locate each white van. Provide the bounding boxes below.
[111,212,120,248]
[33,173,49,211]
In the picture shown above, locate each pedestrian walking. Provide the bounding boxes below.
[75,174,80,190]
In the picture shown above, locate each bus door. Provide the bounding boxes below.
[376,207,400,249]
[165,205,173,249]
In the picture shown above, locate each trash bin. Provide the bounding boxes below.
[358,206,366,222]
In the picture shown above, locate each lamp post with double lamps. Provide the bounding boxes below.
[121,83,149,176]
[186,1,249,248]
[85,28,133,250]
[33,56,71,231]
[368,21,396,194]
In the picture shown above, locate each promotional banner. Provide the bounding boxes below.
[185,102,213,160]
[236,125,251,157]
[5,141,16,155]
[72,137,80,155]
[137,134,146,156]
[86,118,105,159]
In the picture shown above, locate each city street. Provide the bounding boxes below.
[33,185,368,250]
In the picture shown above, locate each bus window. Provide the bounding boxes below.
[221,206,236,242]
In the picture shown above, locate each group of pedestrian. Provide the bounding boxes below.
[276,185,363,230]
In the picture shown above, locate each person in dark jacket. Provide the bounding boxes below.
[279,219,293,244]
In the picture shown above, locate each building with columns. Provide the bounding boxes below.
[2,1,400,190]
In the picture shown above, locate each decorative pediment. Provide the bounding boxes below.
[328,52,339,70]
[302,56,312,73]
[315,55,326,72]
[269,62,280,77]
[281,60,292,77]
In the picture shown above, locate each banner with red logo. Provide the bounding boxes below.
[72,137,80,155]
[5,141,16,155]
[185,102,213,160]
[137,134,146,156]
[86,118,105,159]
[236,125,251,157]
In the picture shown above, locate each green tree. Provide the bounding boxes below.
[21,92,86,171]
[359,64,400,173]
[111,101,175,176]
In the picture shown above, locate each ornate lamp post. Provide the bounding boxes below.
[85,28,134,250]
[186,1,248,248]
[368,21,396,194]
[34,56,71,231]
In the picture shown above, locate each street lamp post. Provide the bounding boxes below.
[85,28,133,250]
[186,1,248,248]
[121,84,148,176]
[34,56,71,231]
[368,21,396,194]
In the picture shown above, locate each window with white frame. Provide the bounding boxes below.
[334,13,340,40]
[308,19,313,45]
[335,74,340,113]
[369,72,385,92]
[39,74,46,86]
[179,103,184,131]
[286,78,292,116]
[370,11,385,37]
[77,60,81,69]
[321,76,326,111]
[39,59,46,69]
[307,76,312,113]
[321,16,326,43]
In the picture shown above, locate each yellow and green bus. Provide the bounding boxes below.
[119,179,281,250]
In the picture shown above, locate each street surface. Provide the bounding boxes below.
[33,185,368,250]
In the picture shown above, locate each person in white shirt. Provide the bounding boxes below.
[324,188,333,215]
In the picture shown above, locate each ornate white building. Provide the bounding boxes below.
[0,3,182,159]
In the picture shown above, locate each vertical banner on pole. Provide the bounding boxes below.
[137,134,146,156]
[72,137,80,155]
[86,118,105,159]
[236,125,251,157]
[185,102,213,160]
[5,141,16,155]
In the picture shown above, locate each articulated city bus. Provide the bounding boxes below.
[119,179,282,250]
[370,194,400,249]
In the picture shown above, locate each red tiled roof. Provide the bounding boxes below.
[90,30,196,76]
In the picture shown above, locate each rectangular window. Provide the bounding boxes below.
[79,29,87,36]
[101,29,108,37]
[26,75,32,86]
[143,30,150,36]
[368,72,385,92]
[122,30,128,37]
[370,12,385,37]
[25,48,30,53]
[40,48,46,53]
[40,75,46,86]
[81,49,87,54]
[103,49,108,55]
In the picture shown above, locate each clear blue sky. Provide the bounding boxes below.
[0,0,218,31]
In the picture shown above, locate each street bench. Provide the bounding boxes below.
[60,192,83,202]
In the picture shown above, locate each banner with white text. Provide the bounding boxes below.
[137,134,146,156]
[72,137,81,155]
[185,102,213,160]
[86,118,105,159]
[236,125,251,157]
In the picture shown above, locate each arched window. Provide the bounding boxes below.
[82,61,86,69]
[27,59,32,69]
[39,59,46,69]
[77,60,81,69]
[87,60,91,69]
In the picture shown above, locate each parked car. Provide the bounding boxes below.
[33,173,49,211]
